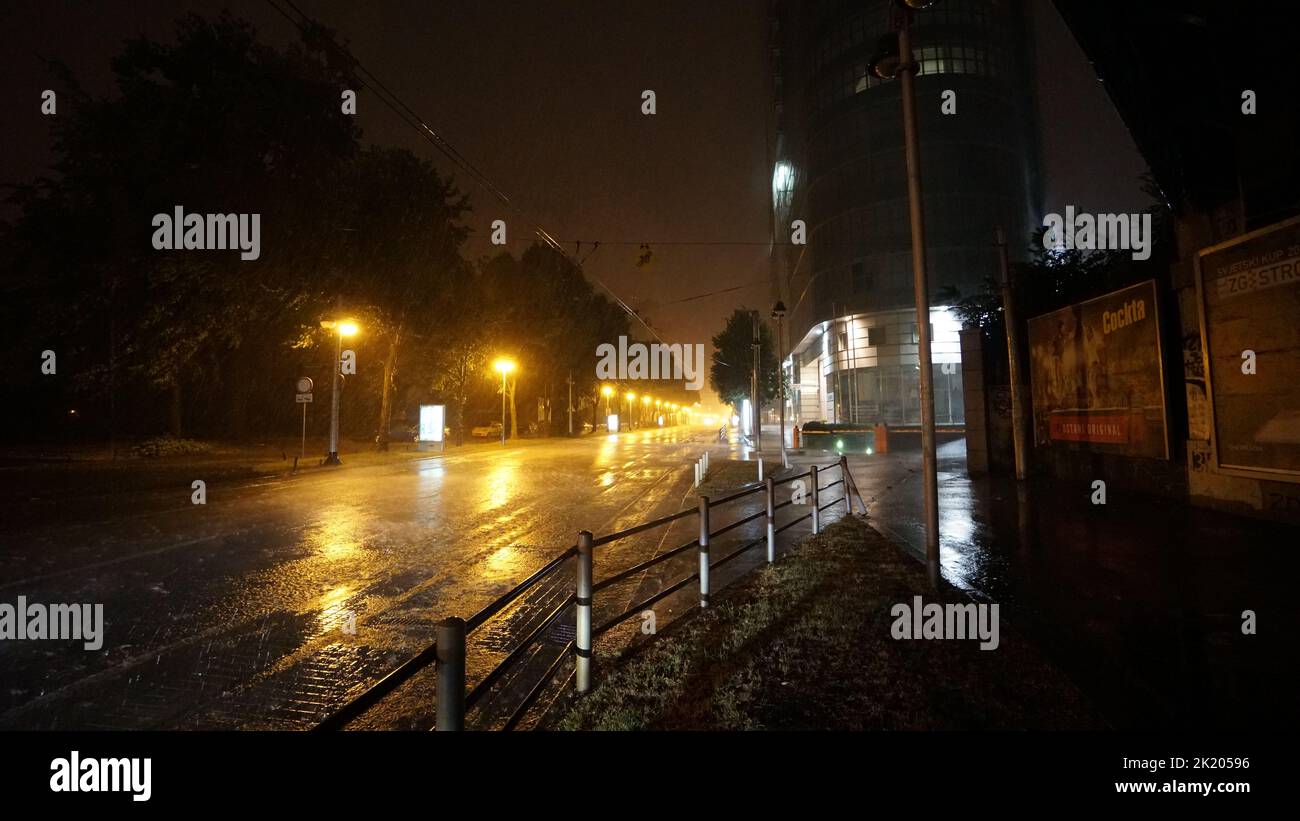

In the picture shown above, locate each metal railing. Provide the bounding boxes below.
[313,455,863,731]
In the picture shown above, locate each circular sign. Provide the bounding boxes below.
[296,376,314,393]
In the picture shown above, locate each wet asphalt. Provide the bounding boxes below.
[0,426,844,729]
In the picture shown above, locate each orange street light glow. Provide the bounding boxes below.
[493,358,517,374]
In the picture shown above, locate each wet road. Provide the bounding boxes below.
[0,426,841,729]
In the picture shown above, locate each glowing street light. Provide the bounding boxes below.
[320,318,360,465]
[601,385,614,416]
[493,358,516,446]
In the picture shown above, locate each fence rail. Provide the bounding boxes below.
[313,454,862,731]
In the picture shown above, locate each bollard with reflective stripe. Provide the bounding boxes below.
[698,495,711,607]
[576,530,594,693]
[435,616,466,731]
[765,476,776,563]
[810,465,820,534]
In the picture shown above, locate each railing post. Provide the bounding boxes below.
[435,616,466,731]
[698,495,711,607]
[840,455,852,515]
[810,465,820,534]
[758,457,763,482]
[765,476,776,563]
[576,530,593,693]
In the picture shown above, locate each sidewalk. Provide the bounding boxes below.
[840,437,1300,730]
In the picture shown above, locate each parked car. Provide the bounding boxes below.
[377,422,418,444]
[471,421,504,438]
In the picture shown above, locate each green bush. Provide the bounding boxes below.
[131,435,212,458]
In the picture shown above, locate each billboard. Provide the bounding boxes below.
[1195,215,1300,481]
[1027,279,1168,459]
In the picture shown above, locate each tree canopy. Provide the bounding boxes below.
[2,12,629,448]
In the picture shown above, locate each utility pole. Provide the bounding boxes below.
[772,301,788,468]
[997,227,1029,480]
[751,310,761,452]
[898,9,940,588]
[566,371,574,436]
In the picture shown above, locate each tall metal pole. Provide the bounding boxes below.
[777,313,788,468]
[751,310,761,452]
[500,371,508,445]
[326,330,342,465]
[997,227,1029,480]
[898,11,940,588]
[567,372,574,436]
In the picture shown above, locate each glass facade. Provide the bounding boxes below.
[768,0,1040,428]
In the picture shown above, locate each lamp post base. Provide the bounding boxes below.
[324,452,342,466]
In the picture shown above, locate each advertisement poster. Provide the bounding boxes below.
[1196,216,1300,480]
[1027,280,1168,459]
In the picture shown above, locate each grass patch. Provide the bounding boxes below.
[553,515,1106,730]
[691,458,765,497]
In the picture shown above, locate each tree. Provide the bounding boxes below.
[710,308,779,409]
[3,12,363,440]
[324,146,470,450]
[476,245,629,438]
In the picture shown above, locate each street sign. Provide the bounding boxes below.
[295,376,314,460]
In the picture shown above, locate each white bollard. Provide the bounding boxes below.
[758,457,763,482]
[694,461,700,487]
[698,496,711,607]
[810,465,820,534]
[575,531,593,692]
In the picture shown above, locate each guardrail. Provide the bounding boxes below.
[313,454,865,731]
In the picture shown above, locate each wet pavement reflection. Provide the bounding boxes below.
[0,426,841,730]
[848,435,1300,730]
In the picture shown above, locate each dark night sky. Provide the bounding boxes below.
[1,0,1148,396]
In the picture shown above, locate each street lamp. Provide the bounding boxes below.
[642,395,651,426]
[772,300,788,468]
[869,0,941,587]
[601,385,614,416]
[493,358,516,445]
[320,318,359,465]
